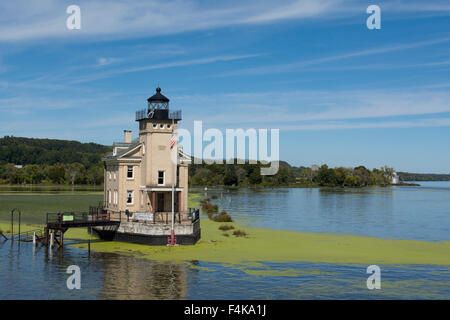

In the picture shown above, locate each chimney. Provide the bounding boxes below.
[124,130,132,143]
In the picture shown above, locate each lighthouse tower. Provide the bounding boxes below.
[135,87,187,215]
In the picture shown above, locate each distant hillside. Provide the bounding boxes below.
[398,172,450,181]
[0,136,111,167]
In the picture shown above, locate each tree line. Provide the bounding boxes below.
[0,136,108,185]
[0,136,432,187]
[398,172,450,181]
[189,161,396,187]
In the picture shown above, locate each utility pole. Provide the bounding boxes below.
[171,116,175,246]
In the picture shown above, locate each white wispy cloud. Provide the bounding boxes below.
[215,36,450,77]
[0,0,343,42]
[176,88,450,130]
[69,53,263,83]
[1,0,448,43]
[278,117,450,131]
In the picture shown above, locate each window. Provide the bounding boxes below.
[114,190,118,205]
[113,172,116,180]
[126,191,133,205]
[153,123,157,128]
[108,190,111,204]
[108,172,111,180]
[160,124,164,128]
[167,124,171,129]
[158,171,165,185]
[127,166,134,179]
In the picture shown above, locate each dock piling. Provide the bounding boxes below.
[50,232,54,248]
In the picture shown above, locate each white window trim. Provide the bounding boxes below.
[126,190,134,205]
[157,170,165,186]
[127,166,134,180]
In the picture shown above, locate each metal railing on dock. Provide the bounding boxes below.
[46,211,111,225]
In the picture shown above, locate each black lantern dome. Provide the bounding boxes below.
[136,87,181,122]
[147,87,169,109]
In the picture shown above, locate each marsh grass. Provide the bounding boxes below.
[213,211,233,222]
[219,224,235,231]
[233,230,248,237]
[200,198,232,222]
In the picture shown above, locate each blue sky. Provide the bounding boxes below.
[1,0,450,173]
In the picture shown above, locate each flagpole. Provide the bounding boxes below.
[171,116,175,246]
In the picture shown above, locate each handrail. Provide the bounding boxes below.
[12,228,44,241]
[46,210,111,225]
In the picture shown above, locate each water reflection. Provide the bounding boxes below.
[0,241,188,300]
[97,253,187,299]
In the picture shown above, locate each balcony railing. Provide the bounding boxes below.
[135,109,182,121]
[107,208,200,225]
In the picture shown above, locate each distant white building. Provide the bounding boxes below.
[14,164,23,169]
[391,172,399,184]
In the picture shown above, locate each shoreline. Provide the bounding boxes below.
[0,182,421,190]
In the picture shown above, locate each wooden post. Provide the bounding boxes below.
[178,192,182,223]
[45,228,49,246]
[50,232,54,248]
[10,210,13,242]
[152,192,156,213]
[18,212,21,241]
[33,232,36,246]
[88,239,91,256]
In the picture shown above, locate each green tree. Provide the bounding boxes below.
[223,168,238,186]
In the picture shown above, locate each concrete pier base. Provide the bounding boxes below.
[89,219,200,245]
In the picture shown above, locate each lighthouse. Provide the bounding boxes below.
[96,88,200,245]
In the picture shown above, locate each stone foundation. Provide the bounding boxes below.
[89,219,201,245]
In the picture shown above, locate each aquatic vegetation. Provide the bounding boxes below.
[202,203,218,218]
[232,230,247,237]
[219,225,234,231]
[200,198,232,222]
[213,210,233,222]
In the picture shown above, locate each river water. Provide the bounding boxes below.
[1,182,449,299]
